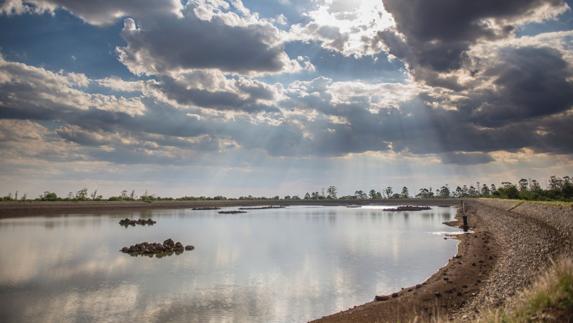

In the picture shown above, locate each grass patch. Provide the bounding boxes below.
[480,198,573,208]
[477,257,573,323]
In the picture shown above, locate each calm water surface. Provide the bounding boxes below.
[0,206,459,323]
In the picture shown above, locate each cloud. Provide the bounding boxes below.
[1,1,573,171]
[440,152,495,165]
[288,0,395,57]
[151,71,282,113]
[117,12,293,75]
[0,56,146,116]
[381,0,568,73]
[465,46,573,126]
[0,0,183,26]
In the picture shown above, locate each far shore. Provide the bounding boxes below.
[0,198,460,218]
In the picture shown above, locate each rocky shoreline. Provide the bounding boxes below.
[314,199,573,322]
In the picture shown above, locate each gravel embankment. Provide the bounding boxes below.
[453,200,569,320]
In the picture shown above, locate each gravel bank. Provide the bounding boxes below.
[453,200,568,320]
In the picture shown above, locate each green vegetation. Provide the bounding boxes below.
[2,175,571,202]
[476,257,573,323]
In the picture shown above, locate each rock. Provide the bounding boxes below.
[121,239,194,257]
[163,239,175,248]
[185,245,195,251]
[374,295,389,301]
[119,218,156,227]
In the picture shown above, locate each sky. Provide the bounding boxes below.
[0,0,573,198]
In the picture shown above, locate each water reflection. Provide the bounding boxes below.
[0,206,459,323]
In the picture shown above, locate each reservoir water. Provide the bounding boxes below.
[0,205,459,322]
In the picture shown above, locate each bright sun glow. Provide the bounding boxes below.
[302,0,395,56]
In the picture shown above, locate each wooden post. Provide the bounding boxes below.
[461,200,469,232]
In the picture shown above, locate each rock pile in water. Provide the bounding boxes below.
[218,210,247,214]
[119,218,157,226]
[121,239,194,257]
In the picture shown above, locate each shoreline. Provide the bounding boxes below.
[315,199,573,322]
[313,203,493,322]
[0,198,459,218]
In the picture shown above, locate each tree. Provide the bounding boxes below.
[384,187,393,199]
[438,186,450,198]
[41,191,58,201]
[369,189,379,200]
[354,190,367,199]
[304,192,311,200]
[416,188,433,198]
[327,186,337,199]
[454,186,463,198]
[481,184,490,196]
[400,186,409,198]
[468,186,478,197]
[499,182,519,199]
[75,188,88,201]
[518,179,529,192]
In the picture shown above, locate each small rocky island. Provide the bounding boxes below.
[218,210,247,214]
[238,205,285,210]
[119,218,157,226]
[121,239,194,257]
[383,205,432,212]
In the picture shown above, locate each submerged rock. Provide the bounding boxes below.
[121,239,194,257]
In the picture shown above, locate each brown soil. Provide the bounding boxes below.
[313,208,498,323]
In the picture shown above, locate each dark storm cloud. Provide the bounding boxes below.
[381,0,566,73]
[465,46,573,126]
[118,15,289,75]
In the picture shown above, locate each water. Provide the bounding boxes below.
[0,206,459,323]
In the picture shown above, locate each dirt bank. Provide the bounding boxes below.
[0,198,459,218]
[315,199,573,322]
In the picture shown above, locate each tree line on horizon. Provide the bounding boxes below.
[1,175,572,202]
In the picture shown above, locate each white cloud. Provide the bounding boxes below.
[288,0,395,56]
